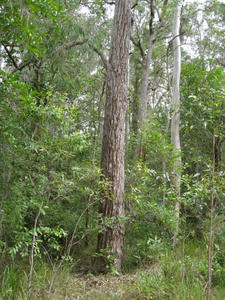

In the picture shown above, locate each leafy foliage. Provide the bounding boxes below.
[0,0,224,298]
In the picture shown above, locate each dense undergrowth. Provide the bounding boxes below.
[0,70,224,299]
[0,81,224,297]
[1,240,224,299]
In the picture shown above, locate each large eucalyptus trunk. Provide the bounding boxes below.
[96,0,131,273]
[171,3,182,245]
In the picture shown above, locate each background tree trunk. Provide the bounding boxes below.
[171,2,182,245]
[207,129,215,300]
[132,64,140,134]
[135,0,168,158]
[137,8,155,132]
[96,0,131,273]
[134,0,155,158]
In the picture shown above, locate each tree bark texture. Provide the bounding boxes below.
[171,3,182,245]
[96,0,131,273]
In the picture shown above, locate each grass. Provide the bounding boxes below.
[1,241,224,299]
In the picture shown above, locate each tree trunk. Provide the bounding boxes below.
[132,64,140,134]
[207,129,215,300]
[135,0,168,157]
[134,1,155,158]
[96,0,131,273]
[171,3,182,245]
[137,30,155,131]
[162,108,170,205]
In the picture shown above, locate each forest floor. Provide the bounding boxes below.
[2,243,224,299]
[45,271,143,299]
[32,262,224,300]
[32,267,171,299]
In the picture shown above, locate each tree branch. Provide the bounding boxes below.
[88,44,108,70]
[131,0,139,10]
[57,38,108,69]
[168,32,185,45]
[154,0,169,33]
[130,36,145,61]
[3,45,31,72]
[58,39,85,52]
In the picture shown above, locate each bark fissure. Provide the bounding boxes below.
[96,0,131,273]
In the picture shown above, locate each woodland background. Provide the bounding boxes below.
[0,0,224,299]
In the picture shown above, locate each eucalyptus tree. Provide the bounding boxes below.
[130,0,169,157]
[96,0,131,273]
[137,0,169,129]
[170,1,182,244]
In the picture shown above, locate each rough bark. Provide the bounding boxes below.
[96,0,131,273]
[171,3,182,245]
